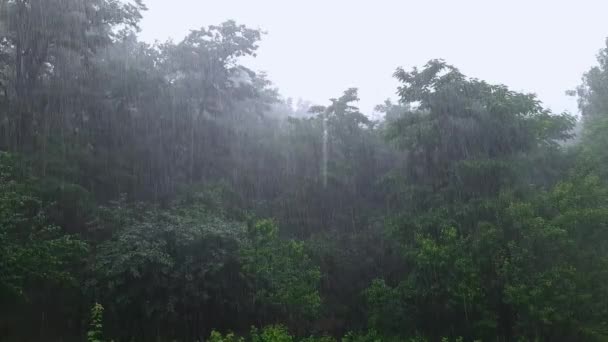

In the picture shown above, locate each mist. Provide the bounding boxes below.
[2,1,608,341]
[140,0,607,116]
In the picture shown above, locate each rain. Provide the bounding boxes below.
[2,1,608,341]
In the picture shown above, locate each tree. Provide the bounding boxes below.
[572,38,608,176]
[366,60,577,341]
[0,0,145,149]
[242,219,321,331]
[387,59,574,205]
[90,202,248,341]
[0,152,87,340]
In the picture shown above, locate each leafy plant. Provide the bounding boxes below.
[209,330,245,342]
[242,220,321,326]
[87,303,105,342]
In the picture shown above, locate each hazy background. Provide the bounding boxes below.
[139,0,608,116]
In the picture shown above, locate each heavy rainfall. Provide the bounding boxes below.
[2,1,608,341]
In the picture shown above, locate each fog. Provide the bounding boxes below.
[5,1,608,340]
[141,0,608,115]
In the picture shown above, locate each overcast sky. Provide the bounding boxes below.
[139,0,608,116]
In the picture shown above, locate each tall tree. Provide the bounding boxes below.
[0,0,145,149]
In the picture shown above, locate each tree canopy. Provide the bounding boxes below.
[1,1,608,341]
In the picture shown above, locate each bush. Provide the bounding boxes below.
[208,330,245,342]
[251,325,294,342]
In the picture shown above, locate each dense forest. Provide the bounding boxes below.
[2,1,608,341]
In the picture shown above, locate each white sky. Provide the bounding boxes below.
[139,0,608,116]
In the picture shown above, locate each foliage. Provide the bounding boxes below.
[242,220,321,327]
[572,38,608,177]
[251,325,294,342]
[0,152,88,339]
[87,303,105,342]
[363,60,587,341]
[90,202,248,341]
[209,330,245,342]
[4,1,608,341]
[300,336,337,342]
[387,59,574,202]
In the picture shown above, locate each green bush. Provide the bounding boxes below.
[251,325,294,342]
[87,303,104,342]
[208,330,245,342]
[300,336,337,342]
